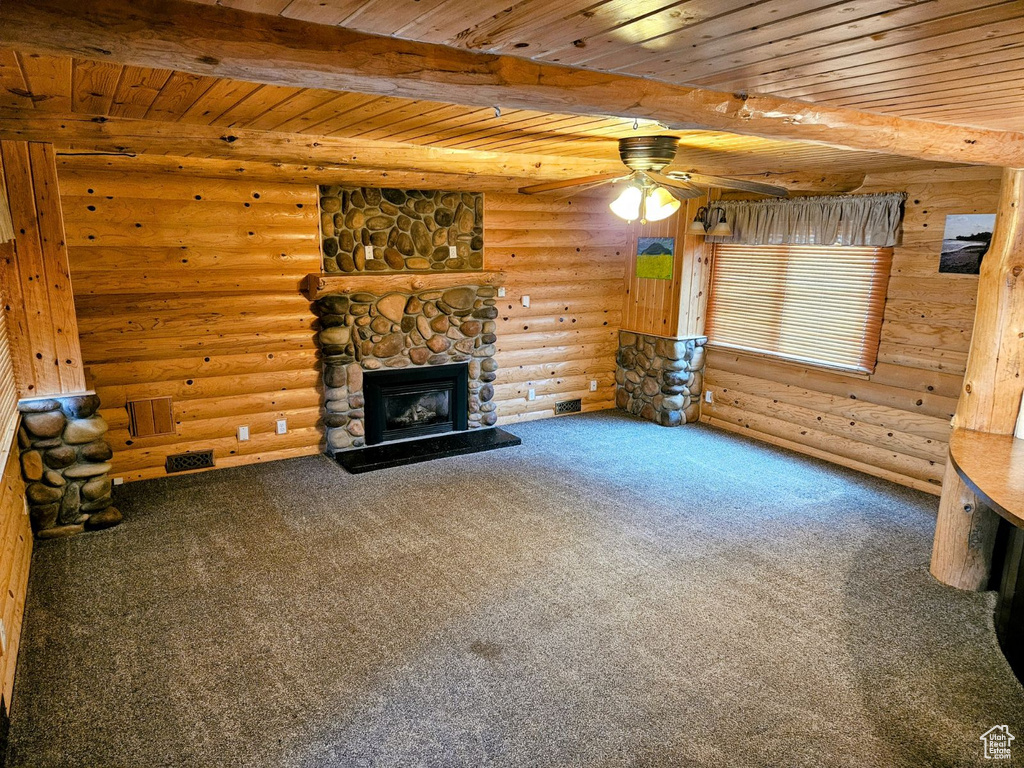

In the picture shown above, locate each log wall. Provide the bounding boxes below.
[58,161,627,481]
[0,433,32,712]
[702,166,1001,494]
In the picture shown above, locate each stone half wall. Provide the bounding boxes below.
[615,331,707,426]
[312,285,499,453]
[17,394,121,539]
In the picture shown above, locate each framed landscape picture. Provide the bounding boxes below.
[939,213,996,274]
[636,236,674,280]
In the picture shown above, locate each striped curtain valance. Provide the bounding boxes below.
[708,192,906,248]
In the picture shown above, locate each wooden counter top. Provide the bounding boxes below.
[949,428,1024,528]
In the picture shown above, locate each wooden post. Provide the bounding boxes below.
[931,167,1024,589]
[0,140,85,397]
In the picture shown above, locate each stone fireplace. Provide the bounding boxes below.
[312,285,498,454]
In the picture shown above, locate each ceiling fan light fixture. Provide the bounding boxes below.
[643,186,680,222]
[609,185,643,222]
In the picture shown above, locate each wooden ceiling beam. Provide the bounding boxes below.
[0,0,1020,167]
[53,152,545,191]
[0,109,625,182]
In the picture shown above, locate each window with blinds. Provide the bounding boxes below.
[706,243,892,374]
[0,304,18,457]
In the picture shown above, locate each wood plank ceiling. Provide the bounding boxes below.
[0,49,959,181]
[182,0,1024,133]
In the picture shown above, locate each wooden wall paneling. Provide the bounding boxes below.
[931,167,1024,590]
[701,166,1002,494]
[0,140,85,396]
[60,162,322,481]
[61,166,629,480]
[488,191,628,423]
[27,143,82,393]
[621,196,713,339]
[0,433,32,712]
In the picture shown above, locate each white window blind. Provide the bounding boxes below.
[707,243,892,374]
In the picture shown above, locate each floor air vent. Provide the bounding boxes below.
[555,398,582,415]
[165,449,215,473]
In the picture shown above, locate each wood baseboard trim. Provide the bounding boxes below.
[701,415,943,496]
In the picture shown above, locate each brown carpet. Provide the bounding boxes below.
[7,412,1024,767]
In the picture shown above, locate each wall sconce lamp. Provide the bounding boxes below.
[688,206,732,237]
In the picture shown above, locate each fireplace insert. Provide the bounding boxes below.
[363,363,469,445]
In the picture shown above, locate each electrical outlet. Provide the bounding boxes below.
[590,379,598,392]
[276,419,288,435]
[527,388,536,401]
[112,477,124,486]
[365,245,375,260]
[237,425,250,441]
[448,245,458,260]
[705,391,714,404]
[521,294,531,308]
[497,287,506,298]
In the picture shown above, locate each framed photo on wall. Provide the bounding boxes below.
[939,213,996,274]
[636,236,674,280]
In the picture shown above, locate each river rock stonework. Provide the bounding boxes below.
[313,286,499,453]
[17,394,121,539]
[319,187,484,273]
[615,331,707,426]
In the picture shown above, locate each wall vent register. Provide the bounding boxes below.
[165,449,215,473]
[555,398,582,414]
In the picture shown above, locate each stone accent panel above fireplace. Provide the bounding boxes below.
[319,186,484,274]
[312,285,499,453]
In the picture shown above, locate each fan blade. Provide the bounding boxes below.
[666,171,789,198]
[646,172,704,199]
[549,175,629,200]
[518,173,626,195]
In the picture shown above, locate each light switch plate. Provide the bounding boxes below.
[365,245,375,260]
[238,425,250,441]
[705,391,714,404]
[497,287,506,298]
[527,388,536,401]
[590,380,598,392]
[521,294,531,308]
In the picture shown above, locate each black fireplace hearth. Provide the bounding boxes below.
[363,363,469,445]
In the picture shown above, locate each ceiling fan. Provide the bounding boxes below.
[518,135,789,225]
